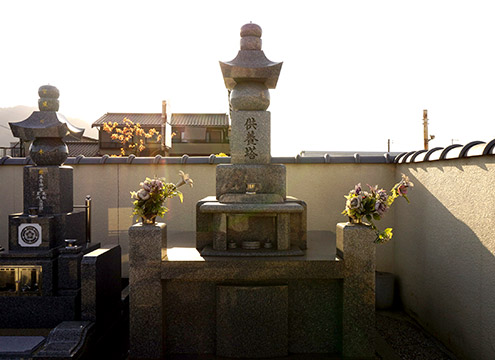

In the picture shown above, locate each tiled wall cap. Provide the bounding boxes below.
[0,156,11,165]
[153,155,162,164]
[410,150,428,163]
[394,152,408,163]
[459,141,485,158]
[295,154,302,163]
[181,154,189,164]
[423,147,443,161]
[402,151,417,163]
[324,153,332,163]
[75,155,84,164]
[208,154,216,164]
[100,154,110,164]
[353,153,360,163]
[482,139,495,155]
[439,144,463,160]
[409,150,427,163]
[127,154,136,164]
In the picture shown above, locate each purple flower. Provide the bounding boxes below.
[347,196,362,210]
[354,183,362,195]
[375,201,388,215]
[137,189,150,201]
[377,189,388,202]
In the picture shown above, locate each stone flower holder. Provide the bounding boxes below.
[128,222,167,359]
[336,222,376,359]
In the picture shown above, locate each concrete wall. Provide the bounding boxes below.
[0,161,396,276]
[395,156,495,360]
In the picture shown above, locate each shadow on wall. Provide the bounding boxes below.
[394,162,495,360]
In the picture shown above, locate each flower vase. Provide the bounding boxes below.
[348,216,363,224]
[142,214,157,225]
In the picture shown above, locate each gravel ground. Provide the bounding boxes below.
[375,310,457,360]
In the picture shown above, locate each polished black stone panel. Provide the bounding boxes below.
[81,245,122,337]
[0,294,80,328]
[8,211,86,251]
[23,166,73,215]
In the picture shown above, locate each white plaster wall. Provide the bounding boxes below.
[395,156,495,360]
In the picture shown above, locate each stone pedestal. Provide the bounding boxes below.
[128,223,167,360]
[216,163,286,200]
[336,223,376,359]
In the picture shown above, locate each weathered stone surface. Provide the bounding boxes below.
[216,163,286,199]
[219,23,282,90]
[230,82,270,111]
[161,240,343,356]
[211,213,227,251]
[200,245,304,257]
[277,213,290,250]
[129,223,166,360]
[337,222,376,359]
[230,111,271,164]
[200,201,303,213]
[216,285,289,358]
[164,281,216,354]
[218,193,284,203]
[196,197,307,252]
[288,279,343,354]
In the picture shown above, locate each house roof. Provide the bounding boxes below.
[92,113,163,127]
[92,113,229,128]
[66,141,100,157]
[170,113,229,127]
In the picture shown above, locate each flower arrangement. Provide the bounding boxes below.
[342,174,413,243]
[130,171,193,223]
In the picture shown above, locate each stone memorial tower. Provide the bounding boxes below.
[196,23,307,255]
[0,86,96,327]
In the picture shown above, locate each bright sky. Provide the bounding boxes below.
[2,1,495,156]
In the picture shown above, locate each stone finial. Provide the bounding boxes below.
[220,23,282,91]
[240,23,262,50]
[220,23,283,112]
[38,85,60,111]
[9,85,84,165]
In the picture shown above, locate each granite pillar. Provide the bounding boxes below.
[129,223,166,360]
[212,213,227,251]
[336,223,376,359]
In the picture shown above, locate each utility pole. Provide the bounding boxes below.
[423,109,435,150]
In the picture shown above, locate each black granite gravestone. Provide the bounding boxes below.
[0,85,98,326]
